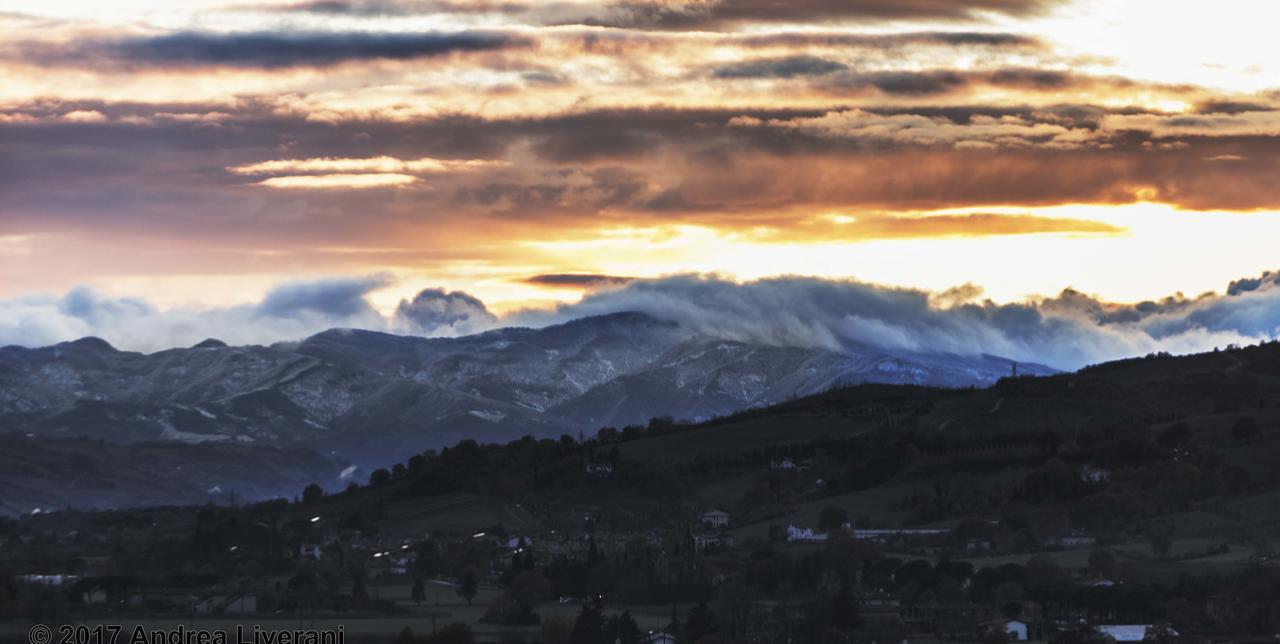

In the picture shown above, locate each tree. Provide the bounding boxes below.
[818,506,849,532]
[570,605,604,644]
[510,570,551,621]
[984,626,1016,644]
[831,580,861,631]
[458,567,479,606]
[370,468,392,485]
[1143,624,1183,644]
[685,600,720,642]
[1147,526,1174,559]
[352,571,369,607]
[1036,429,1062,457]
[1158,423,1192,449]
[1088,548,1118,579]
[1053,624,1112,644]
[411,576,426,606]
[603,610,643,644]
[302,483,324,505]
[1232,417,1261,440]
[1249,531,1274,558]
[427,623,475,644]
[542,613,573,644]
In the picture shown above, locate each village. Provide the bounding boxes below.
[2,442,1274,644]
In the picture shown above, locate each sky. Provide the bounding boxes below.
[3,0,1280,363]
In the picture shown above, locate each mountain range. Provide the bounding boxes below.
[0,311,1052,513]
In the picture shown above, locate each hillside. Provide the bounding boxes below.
[0,311,1050,510]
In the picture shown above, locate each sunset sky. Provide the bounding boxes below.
[3,0,1280,356]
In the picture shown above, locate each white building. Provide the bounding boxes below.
[1098,625,1167,642]
[846,527,951,541]
[1081,466,1112,483]
[586,462,614,477]
[988,619,1028,641]
[700,510,730,528]
[786,525,828,542]
[1047,533,1097,548]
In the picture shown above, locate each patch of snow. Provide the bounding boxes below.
[159,421,232,444]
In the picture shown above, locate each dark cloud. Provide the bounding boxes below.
[1195,100,1275,115]
[257,0,525,17]
[713,55,847,79]
[6,101,1280,240]
[522,274,636,288]
[862,70,969,96]
[733,31,1042,48]
[256,274,393,319]
[250,0,1062,29]
[394,288,498,335]
[583,0,1064,29]
[986,67,1079,90]
[1227,271,1280,296]
[12,30,530,69]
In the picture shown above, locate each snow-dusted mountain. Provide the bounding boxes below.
[0,311,1053,505]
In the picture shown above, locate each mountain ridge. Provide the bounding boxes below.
[0,311,1055,512]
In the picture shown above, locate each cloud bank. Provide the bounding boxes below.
[4,273,1280,370]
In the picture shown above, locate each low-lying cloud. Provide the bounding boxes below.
[509,274,1280,370]
[395,288,497,336]
[4,273,1280,371]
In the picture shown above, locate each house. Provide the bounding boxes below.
[699,510,730,529]
[82,588,109,605]
[1080,577,1117,588]
[1081,466,1112,483]
[194,594,258,615]
[786,525,828,542]
[18,574,74,587]
[585,462,614,477]
[646,631,677,644]
[693,533,736,552]
[1047,533,1097,548]
[1098,625,1167,642]
[223,595,257,615]
[965,538,993,554]
[985,619,1029,641]
[848,527,952,542]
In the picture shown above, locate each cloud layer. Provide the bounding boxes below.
[13,30,529,69]
[5,273,1280,371]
